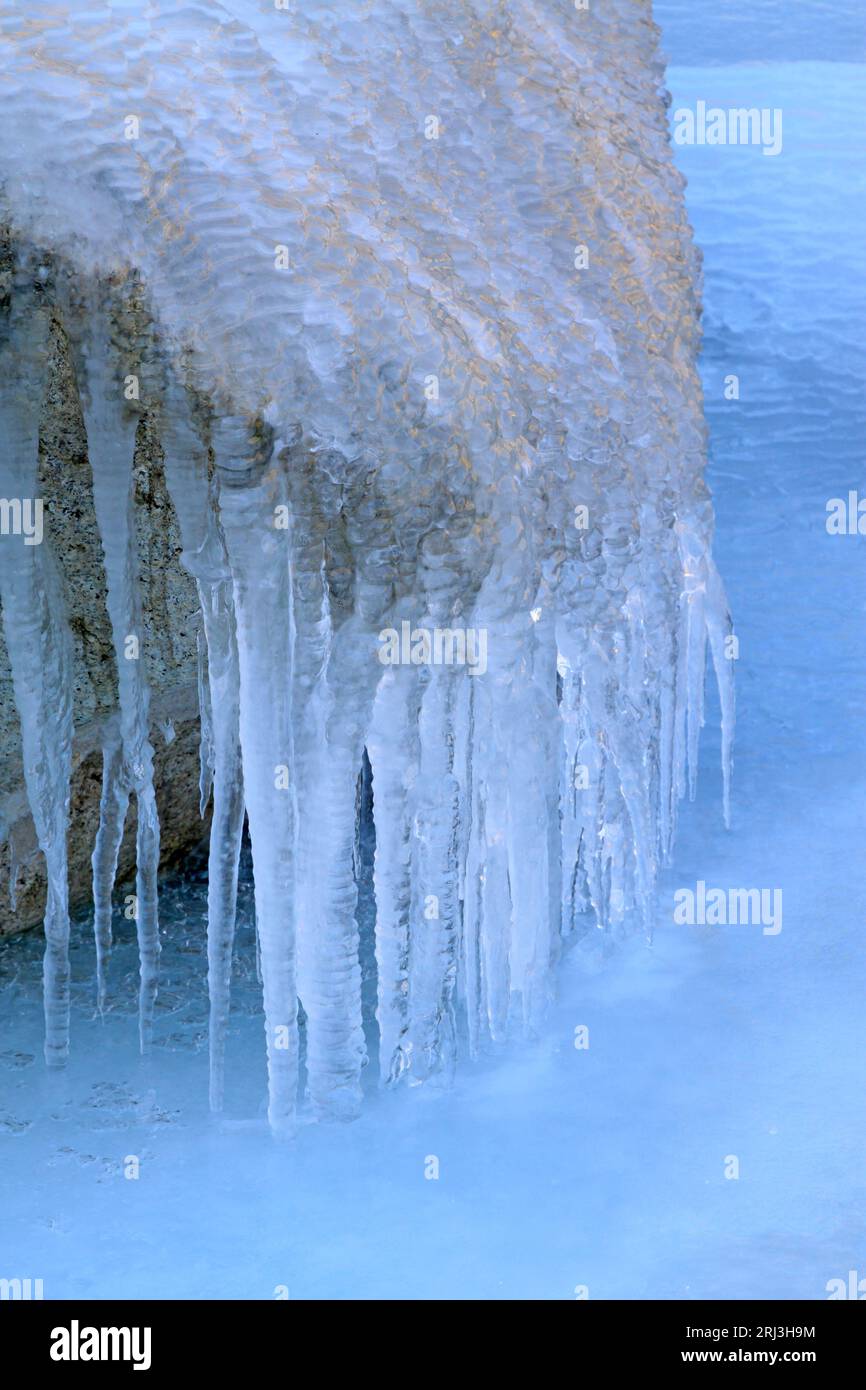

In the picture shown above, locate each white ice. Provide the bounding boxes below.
[1,0,862,1301]
[0,0,733,1127]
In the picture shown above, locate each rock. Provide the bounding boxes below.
[0,257,207,935]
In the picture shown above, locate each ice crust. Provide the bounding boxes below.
[0,0,732,1127]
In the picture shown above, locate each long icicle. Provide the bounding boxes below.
[185,472,245,1111]
[160,384,246,1110]
[90,727,128,1013]
[216,427,298,1134]
[0,302,74,1066]
[367,666,418,1084]
[79,298,161,1052]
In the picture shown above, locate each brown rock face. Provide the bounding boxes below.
[0,251,206,937]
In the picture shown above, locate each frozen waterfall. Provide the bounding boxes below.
[0,0,732,1131]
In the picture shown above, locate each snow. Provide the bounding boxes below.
[1,1,865,1299]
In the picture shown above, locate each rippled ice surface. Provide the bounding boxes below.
[2,31,866,1299]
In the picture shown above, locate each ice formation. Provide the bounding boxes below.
[0,0,733,1131]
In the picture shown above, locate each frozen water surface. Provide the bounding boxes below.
[1,4,865,1298]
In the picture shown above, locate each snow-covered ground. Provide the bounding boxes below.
[2,5,865,1300]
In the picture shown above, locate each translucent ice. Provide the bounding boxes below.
[0,0,733,1128]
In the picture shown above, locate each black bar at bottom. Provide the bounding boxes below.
[2,1298,860,1373]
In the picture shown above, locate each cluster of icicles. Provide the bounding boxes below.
[0,0,734,1131]
[0,255,733,1133]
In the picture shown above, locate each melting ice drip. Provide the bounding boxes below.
[0,0,733,1131]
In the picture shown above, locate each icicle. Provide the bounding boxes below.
[0,556,74,1065]
[499,604,560,1029]
[677,520,708,804]
[462,661,511,1042]
[133,778,160,1052]
[297,734,367,1117]
[162,383,246,1112]
[0,306,74,1066]
[190,494,245,1113]
[705,558,736,830]
[90,727,128,1013]
[200,580,244,1112]
[367,667,417,1084]
[675,518,734,827]
[459,700,484,1055]
[468,546,538,1042]
[478,735,512,1042]
[216,431,298,1134]
[657,650,677,862]
[558,658,599,935]
[196,625,215,818]
[451,671,478,1054]
[406,661,460,1083]
[405,528,484,1079]
[79,305,161,1051]
[7,818,23,912]
[289,454,393,1119]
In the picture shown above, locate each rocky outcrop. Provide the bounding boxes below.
[0,267,204,935]
[0,2,734,1124]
